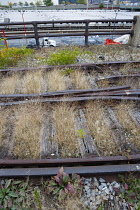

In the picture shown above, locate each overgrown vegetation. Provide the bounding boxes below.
[14,104,42,159]
[0,168,85,209]
[46,167,84,200]
[118,174,140,209]
[85,101,120,156]
[54,103,80,157]
[0,47,33,68]
[46,47,93,66]
[116,103,140,151]
[0,178,35,209]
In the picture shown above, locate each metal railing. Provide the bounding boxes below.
[0,18,136,47]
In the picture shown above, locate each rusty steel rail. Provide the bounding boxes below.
[0,85,131,100]
[0,18,135,47]
[0,164,140,177]
[0,60,140,73]
[0,155,140,177]
[1,86,140,106]
[1,88,140,102]
[0,154,140,167]
[0,95,140,107]
[97,74,140,81]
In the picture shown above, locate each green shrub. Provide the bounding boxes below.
[47,47,93,66]
[0,47,34,68]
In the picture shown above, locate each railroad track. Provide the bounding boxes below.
[0,155,140,179]
[0,59,140,179]
[0,60,140,73]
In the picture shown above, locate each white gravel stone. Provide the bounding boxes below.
[113,191,116,196]
[84,201,89,206]
[1,180,5,185]
[102,186,107,191]
[101,183,107,188]
[95,199,102,205]
[110,195,114,200]
[114,183,120,188]
[109,185,113,192]
[90,196,95,202]
[85,178,92,182]
[87,194,91,198]
[99,178,106,183]
[94,177,99,188]
[91,190,95,196]
[91,206,97,210]
[122,202,128,209]
[84,185,90,191]
[103,196,109,200]
[105,188,110,194]
[111,181,117,185]
[82,177,123,209]
[80,197,85,202]
[98,185,104,191]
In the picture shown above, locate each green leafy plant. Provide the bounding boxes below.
[0,47,34,68]
[33,188,42,210]
[47,167,84,200]
[46,47,93,66]
[118,174,140,209]
[98,202,104,210]
[0,178,34,209]
[47,48,80,66]
[61,68,75,76]
[78,129,86,138]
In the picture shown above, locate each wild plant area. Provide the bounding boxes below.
[0,169,140,209]
[0,45,140,159]
[0,45,140,209]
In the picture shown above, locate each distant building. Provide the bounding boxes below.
[0,0,59,6]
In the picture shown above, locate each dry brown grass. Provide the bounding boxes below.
[41,195,84,210]
[119,63,140,75]
[14,104,43,159]
[70,70,91,89]
[0,73,19,94]
[53,103,79,157]
[20,70,42,94]
[56,197,84,210]
[85,101,119,156]
[46,69,68,92]
[0,108,9,148]
[118,77,140,89]
[115,103,140,150]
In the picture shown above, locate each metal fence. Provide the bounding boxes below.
[0,17,136,47]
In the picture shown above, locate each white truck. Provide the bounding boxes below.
[26,38,56,49]
[41,37,56,47]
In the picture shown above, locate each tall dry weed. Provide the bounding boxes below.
[70,71,91,89]
[0,108,9,148]
[116,103,140,150]
[21,70,42,94]
[46,69,67,92]
[0,73,19,94]
[53,103,79,157]
[85,101,118,156]
[14,104,43,159]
